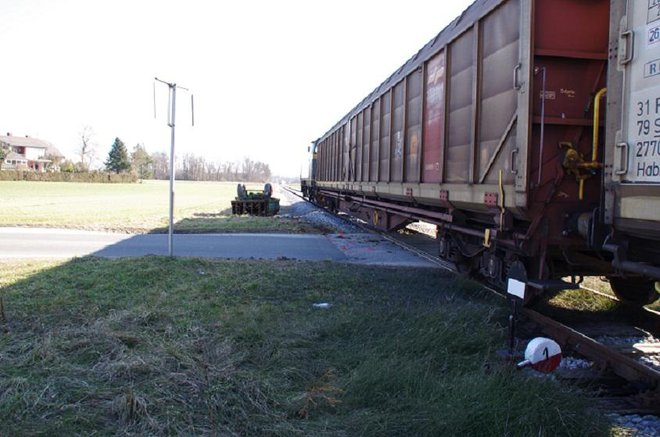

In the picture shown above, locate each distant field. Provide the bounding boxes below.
[0,180,311,233]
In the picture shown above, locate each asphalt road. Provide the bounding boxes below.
[0,227,435,267]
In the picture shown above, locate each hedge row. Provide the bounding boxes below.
[0,170,138,183]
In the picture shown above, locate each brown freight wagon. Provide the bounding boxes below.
[603,0,660,304]
[307,0,651,302]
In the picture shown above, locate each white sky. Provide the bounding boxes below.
[1,0,474,177]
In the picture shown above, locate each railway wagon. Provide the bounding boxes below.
[306,0,660,304]
[602,1,660,304]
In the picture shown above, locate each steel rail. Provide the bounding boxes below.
[522,308,660,389]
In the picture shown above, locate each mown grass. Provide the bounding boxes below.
[0,180,313,234]
[0,258,609,436]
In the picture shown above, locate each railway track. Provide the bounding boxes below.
[381,223,660,413]
[281,184,660,414]
[386,229,660,415]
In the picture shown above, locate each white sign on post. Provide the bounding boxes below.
[507,278,526,300]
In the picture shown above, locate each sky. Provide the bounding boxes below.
[1,0,474,177]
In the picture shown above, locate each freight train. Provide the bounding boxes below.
[302,0,660,305]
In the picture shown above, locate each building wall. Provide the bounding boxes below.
[25,147,45,160]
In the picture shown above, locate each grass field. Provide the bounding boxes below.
[0,180,314,233]
[0,257,610,436]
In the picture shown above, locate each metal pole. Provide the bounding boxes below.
[155,77,192,258]
[168,84,177,257]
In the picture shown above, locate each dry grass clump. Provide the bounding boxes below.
[112,388,149,425]
[294,369,344,419]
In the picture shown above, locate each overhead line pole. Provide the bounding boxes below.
[154,77,193,257]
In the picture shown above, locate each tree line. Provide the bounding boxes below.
[63,132,273,182]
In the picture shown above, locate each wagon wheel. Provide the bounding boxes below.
[437,235,472,274]
[608,276,660,306]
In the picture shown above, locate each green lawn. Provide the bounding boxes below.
[0,258,609,436]
[0,180,313,233]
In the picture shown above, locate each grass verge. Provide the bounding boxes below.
[0,258,609,435]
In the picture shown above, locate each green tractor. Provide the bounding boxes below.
[231,183,280,216]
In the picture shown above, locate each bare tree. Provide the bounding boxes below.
[179,153,205,180]
[151,152,169,179]
[206,161,217,181]
[78,125,97,171]
[221,162,236,181]
[241,157,256,181]
[147,150,273,182]
[254,161,272,182]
